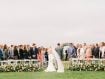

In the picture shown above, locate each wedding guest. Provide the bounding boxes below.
[41,48,45,62]
[83,43,87,52]
[29,46,33,59]
[0,45,4,60]
[14,46,19,59]
[91,44,95,58]
[19,45,24,59]
[78,44,86,60]
[74,45,77,57]
[32,43,38,59]
[77,44,82,58]
[85,45,93,60]
[77,44,80,58]
[92,44,99,58]
[26,45,31,59]
[23,45,29,59]
[67,43,76,59]
[0,45,3,60]
[99,42,105,58]
[8,45,14,59]
[3,44,9,60]
[38,47,41,61]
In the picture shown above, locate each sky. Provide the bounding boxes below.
[0,0,105,46]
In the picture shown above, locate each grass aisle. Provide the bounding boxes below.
[0,71,105,79]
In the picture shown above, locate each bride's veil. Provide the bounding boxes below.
[52,48,64,72]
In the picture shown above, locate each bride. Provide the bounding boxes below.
[45,47,64,73]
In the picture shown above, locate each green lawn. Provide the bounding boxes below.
[0,71,105,79]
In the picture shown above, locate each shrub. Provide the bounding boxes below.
[0,63,42,72]
[69,63,105,71]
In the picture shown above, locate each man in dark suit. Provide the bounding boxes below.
[67,43,76,59]
[55,43,63,60]
[30,43,38,59]
[92,44,100,58]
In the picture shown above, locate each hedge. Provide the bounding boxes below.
[0,64,42,72]
[69,63,105,71]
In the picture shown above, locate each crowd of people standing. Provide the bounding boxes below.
[0,43,49,64]
[56,42,105,61]
[0,42,105,62]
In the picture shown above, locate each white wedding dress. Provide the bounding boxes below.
[45,48,64,73]
[44,52,56,72]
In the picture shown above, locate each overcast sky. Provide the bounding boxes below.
[0,0,105,46]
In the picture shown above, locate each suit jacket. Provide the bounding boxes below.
[30,47,38,59]
[92,47,99,58]
[33,48,38,55]
[19,48,24,59]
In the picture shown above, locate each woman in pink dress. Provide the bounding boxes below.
[85,45,93,61]
[38,48,45,66]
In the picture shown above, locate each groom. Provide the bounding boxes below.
[55,43,63,60]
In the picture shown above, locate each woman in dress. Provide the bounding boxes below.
[85,45,93,61]
[44,47,56,72]
[79,44,86,60]
[45,47,64,73]
[3,44,9,60]
[38,47,45,67]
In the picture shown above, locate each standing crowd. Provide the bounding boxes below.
[56,42,105,61]
[0,43,49,64]
[0,42,105,62]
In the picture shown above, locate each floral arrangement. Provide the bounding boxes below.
[69,63,105,71]
[0,63,42,72]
